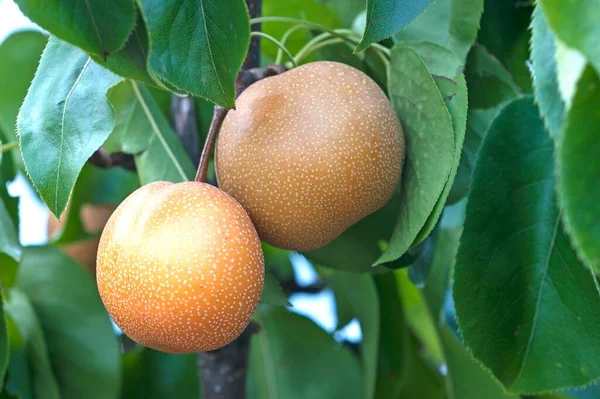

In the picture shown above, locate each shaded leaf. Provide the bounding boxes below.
[248,308,363,399]
[0,198,21,288]
[394,0,483,62]
[14,0,135,57]
[17,38,123,218]
[16,246,121,399]
[530,6,564,138]
[138,0,250,108]
[454,97,600,393]
[260,274,290,306]
[356,0,434,53]
[376,46,454,265]
[557,66,600,274]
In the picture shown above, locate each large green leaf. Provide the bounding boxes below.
[106,81,195,184]
[5,290,60,399]
[530,6,564,138]
[17,38,123,218]
[538,0,600,77]
[557,67,600,274]
[138,0,250,108]
[355,0,434,53]
[247,308,363,399]
[0,198,21,288]
[121,347,199,399]
[16,246,121,399]
[14,0,135,57]
[0,31,47,170]
[328,272,379,399]
[394,0,484,62]
[376,46,454,265]
[454,97,600,393]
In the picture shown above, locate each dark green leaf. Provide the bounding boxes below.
[247,308,363,399]
[394,0,483,62]
[0,31,47,171]
[17,38,122,218]
[121,347,199,399]
[355,0,434,53]
[557,67,600,274]
[538,0,600,77]
[454,97,600,393]
[16,246,121,399]
[328,272,379,399]
[260,274,290,306]
[0,197,21,288]
[14,0,135,57]
[106,81,195,184]
[0,295,7,392]
[138,0,250,108]
[5,290,60,399]
[531,6,564,138]
[91,14,155,86]
[376,46,454,265]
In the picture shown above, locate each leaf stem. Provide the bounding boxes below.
[0,141,19,153]
[294,38,346,64]
[250,31,297,67]
[275,25,306,64]
[194,106,228,183]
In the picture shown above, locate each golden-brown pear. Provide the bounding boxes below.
[96,181,264,353]
[216,61,404,251]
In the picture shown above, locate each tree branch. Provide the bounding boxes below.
[171,95,201,166]
[88,148,136,171]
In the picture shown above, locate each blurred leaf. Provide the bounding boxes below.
[106,81,195,184]
[5,290,60,399]
[376,46,454,265]
[441,326,518,399]
[477,0,533,91]
[329,0,365,27]
[328,272,379,399]
[554,42,587,109]
[260,274,290,306]
[91,14,155,86]
[557,67,600,274]
[538,0,600,77]
[248,308,363,399]
[16,246,121,399]
[263,244,294,282]
[121,347,199,399]
[530,6,564,138]
[14,0,135,57]
[17,38,122,218]
[0,198,21,288]
[454,97,600,393]
[407,234,437,287]
[355,0,434,53]
[414,73,468,244]
[394,0,483,62]
[137,0,249,108]
[52,164,139,245]
[0,31,46,170]
[0,297,7,392]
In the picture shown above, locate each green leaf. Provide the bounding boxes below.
[137,0,250,108]
[0,198,21,288]
[121,347,199,399]
[538,0,600,78]
[454,97,600,393]
[530,5,564,138]
[414,73,468,244]
[441,327,518,399]
[396,41,464,79]
[16,246,121,399]
[14,0,135,57]
[0,31,47,171]
[355,0,434,53]
[248,308,363,399]
[5,290,61,399]
[376,46,454,265]
[263,244,294,282]
[394,0,484,62]
[557,66,600,274]
[329,0,365,27]
[106,81,195,184]
[328,272,379,399]
[0,297,7,392]
[17,37,123,218]
[260,274,290,306]
[91,14,155,86]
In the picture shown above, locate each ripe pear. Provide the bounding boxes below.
[96,181,264,353]
[216,61,404,251]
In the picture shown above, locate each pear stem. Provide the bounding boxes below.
[194,106,228,183]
